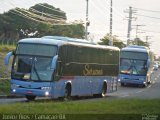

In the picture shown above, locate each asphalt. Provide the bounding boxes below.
[0,94,24,99]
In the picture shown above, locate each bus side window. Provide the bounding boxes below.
[55,58,62,80]
[55,46,65,80]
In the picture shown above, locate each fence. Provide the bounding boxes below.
[0,39,18,45]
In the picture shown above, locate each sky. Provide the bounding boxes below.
[0,0,160,56]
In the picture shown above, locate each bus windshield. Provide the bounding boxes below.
[121,51,148,60]
[120,59,147,76]
[16,43,57,57]
[12,44,57,81]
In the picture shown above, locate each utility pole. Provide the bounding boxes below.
[85,0,89,40]
[109,0,113,46]
[125,6,136,45]
[146,36,149,43]
[145,35,152,45]
[133,24,145,45]
[135,25,145,38]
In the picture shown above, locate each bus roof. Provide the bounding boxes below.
[42,36,96,45]
[18,37,120,51]
[121,45,149,53]
[18,38,66,46]
[126,45,149,49]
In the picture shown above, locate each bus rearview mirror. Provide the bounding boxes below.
[51,55,58,70]
[4,51,14,65]
[147,59,150,68]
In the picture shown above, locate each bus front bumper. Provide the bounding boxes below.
[11,87,52,97]
[120,79,146,85]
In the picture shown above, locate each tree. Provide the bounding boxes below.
[30,3,67,21]
[0,3,85,44]
[133,38,150,47]
[98,33,126,49]
[51,23,85,38]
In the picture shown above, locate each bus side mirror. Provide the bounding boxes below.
[51,55,58,70]
[4,51,14,65]
[147,59,150,68]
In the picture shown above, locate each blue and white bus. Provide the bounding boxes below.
[5,36,120,100]
[119,45,154,87]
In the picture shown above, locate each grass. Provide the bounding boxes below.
[0,45,15,53]
[0,99,159,120]
[0,45,15,95]
[0,79,10,95]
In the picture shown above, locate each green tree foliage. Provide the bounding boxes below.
[30,3,67,20]
[0,3,85,44]
[133,38,150,47]
[51,24,85,38]
[98,33,126,49]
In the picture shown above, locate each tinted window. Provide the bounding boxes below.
[121,51,148,60]
[16,43,57,57]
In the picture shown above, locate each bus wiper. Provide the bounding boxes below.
[33,64,41,81]
[31,58,41,81]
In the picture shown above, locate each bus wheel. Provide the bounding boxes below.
[64,84,71,101]
[144,82,148,87]
[101,83,107,97]
[148,76,152,84]
[121,83,125,86]
[94,83,107,98]
[25,95,36,101]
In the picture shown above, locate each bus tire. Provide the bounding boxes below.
[26,95,36,101]
[121,83,125,86]
[148,75,152,84]
[64,84,72,101]
[94,82,107,98]
[144,76,149,87]
[101,82,107,97]
[144,82,148,87]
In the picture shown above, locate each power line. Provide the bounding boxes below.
[90,0,108,17]
[133,7,160,13]
[104,0,124,18]
[10,9,49,24]
[10,9,80,26]
[20,8,64,22]
[132,24,146,45]
[135,14,160,20]
[7,2,66,22]
[90,16,108,28]
[6,2,82,26]
[37,3,65,14]
[29,8,66,20]
[139,29,160,33]
[89,1,123,27]
[125,6,137,45]
[14,8,66,25]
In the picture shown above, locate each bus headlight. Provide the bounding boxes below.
[12,89,16,93]
[11,84,20,88]
[45,91,49,96]
[41,87,51,90]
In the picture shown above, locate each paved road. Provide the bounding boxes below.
[107,69,160,99]
[0,69,160,104]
